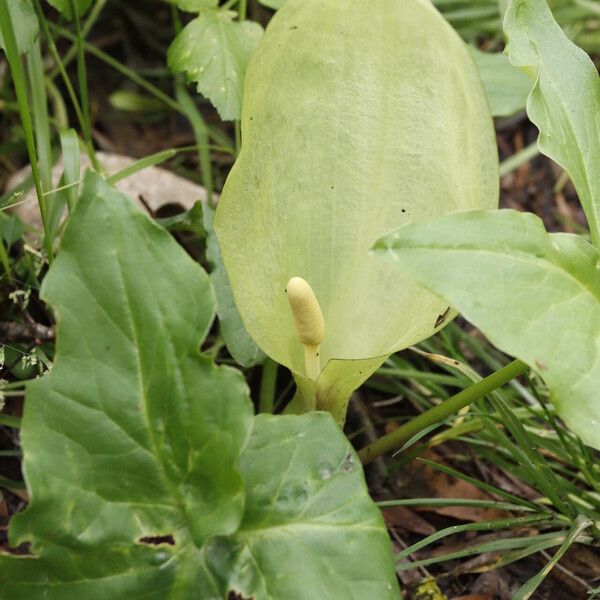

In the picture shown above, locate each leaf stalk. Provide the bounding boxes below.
[358,358,529,464]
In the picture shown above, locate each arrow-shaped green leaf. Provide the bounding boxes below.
[376,208,600,450]
[0,171,399,598]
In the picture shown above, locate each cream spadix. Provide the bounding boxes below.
[286,277,325,381]
[215,0,499,423]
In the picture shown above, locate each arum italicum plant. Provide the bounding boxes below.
[216,0,499,423]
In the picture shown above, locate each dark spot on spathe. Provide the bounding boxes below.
[434,306,451,328]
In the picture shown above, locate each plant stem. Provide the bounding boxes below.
[49,21,180,111]
[499,141,539,177]
[0,2,53,262]
[176,85,214,201]
[357,358,529,464]
[303,344,320,381]
[69,0,100,170]
[238,0,248,20]
[0,237,11,281]
[171,6,215,203]
[48,0,107,79]
[259,358,278,414]
[34,0,87,137]
[47,23,234,152]
[0,414,22,429]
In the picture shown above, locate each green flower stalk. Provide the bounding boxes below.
[215,0,499,424]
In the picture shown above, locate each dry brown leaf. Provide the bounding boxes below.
[399,451,510,522]
[382,506,435,536]
[6,152,209,239]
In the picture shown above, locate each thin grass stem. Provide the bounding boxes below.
[358,359,529,464]
[0,2,53,262]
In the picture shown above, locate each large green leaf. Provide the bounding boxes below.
[375,209,600,450]
[45,0,93,19]
[1,170,254,595]
[504,0,600,247]
[212,413,400,599]
[0,171,399,598]
[468,46,532,117]
[216,0,498,421]
[0,0,38,55]
[167,11,263,121]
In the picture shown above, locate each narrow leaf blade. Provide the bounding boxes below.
[504,0,600,246]
[204,205,265,367]
[0,0,38,55]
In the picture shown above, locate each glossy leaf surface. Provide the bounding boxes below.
[213,413,400,599]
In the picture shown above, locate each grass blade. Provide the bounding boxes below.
[396,514,555,562]
[0,1,53,261]
[106,149,177,185]
[59,129,81,211]
[377,498,537,512]
[418,458,541,510]
[512,516,594,600]
[396,531,569,570]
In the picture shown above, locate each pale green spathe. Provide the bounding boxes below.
[216,0,498,419]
